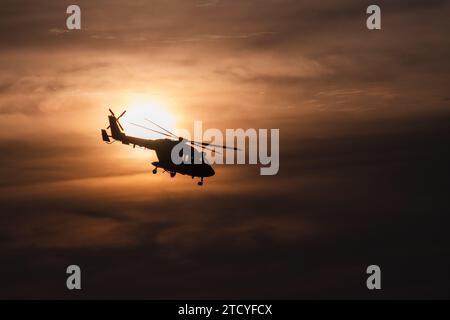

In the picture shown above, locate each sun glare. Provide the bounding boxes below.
[121,98,176,140]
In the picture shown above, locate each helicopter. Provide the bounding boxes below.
[101,109,237,186]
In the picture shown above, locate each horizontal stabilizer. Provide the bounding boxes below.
[101,129,110,142]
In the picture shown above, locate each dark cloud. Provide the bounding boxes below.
[0,137,146,187]
[1,111,450,298]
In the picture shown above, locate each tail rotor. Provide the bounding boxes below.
[107,108,126,131]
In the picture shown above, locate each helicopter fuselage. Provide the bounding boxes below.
[103,115,215,182]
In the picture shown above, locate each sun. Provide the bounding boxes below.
[121,97,176,139]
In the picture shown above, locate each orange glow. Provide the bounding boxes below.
[121,96,177,140]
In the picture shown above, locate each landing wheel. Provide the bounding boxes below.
[152,168,157,174]
[170,172,176,178]
[198,177,204,186]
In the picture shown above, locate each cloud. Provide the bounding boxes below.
[0,0,450,299]
[195,0,220,8]
[1,110,450,298]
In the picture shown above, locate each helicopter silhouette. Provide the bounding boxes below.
[101,109,237,185]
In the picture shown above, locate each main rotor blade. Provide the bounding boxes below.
[109,108,115,117]
[191,140,240,151]
[191,141,222,155]
[129,122,175,138]
[144,118,179,139]
[117,120,124,131]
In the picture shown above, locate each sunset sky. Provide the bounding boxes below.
[1,0,450,298]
